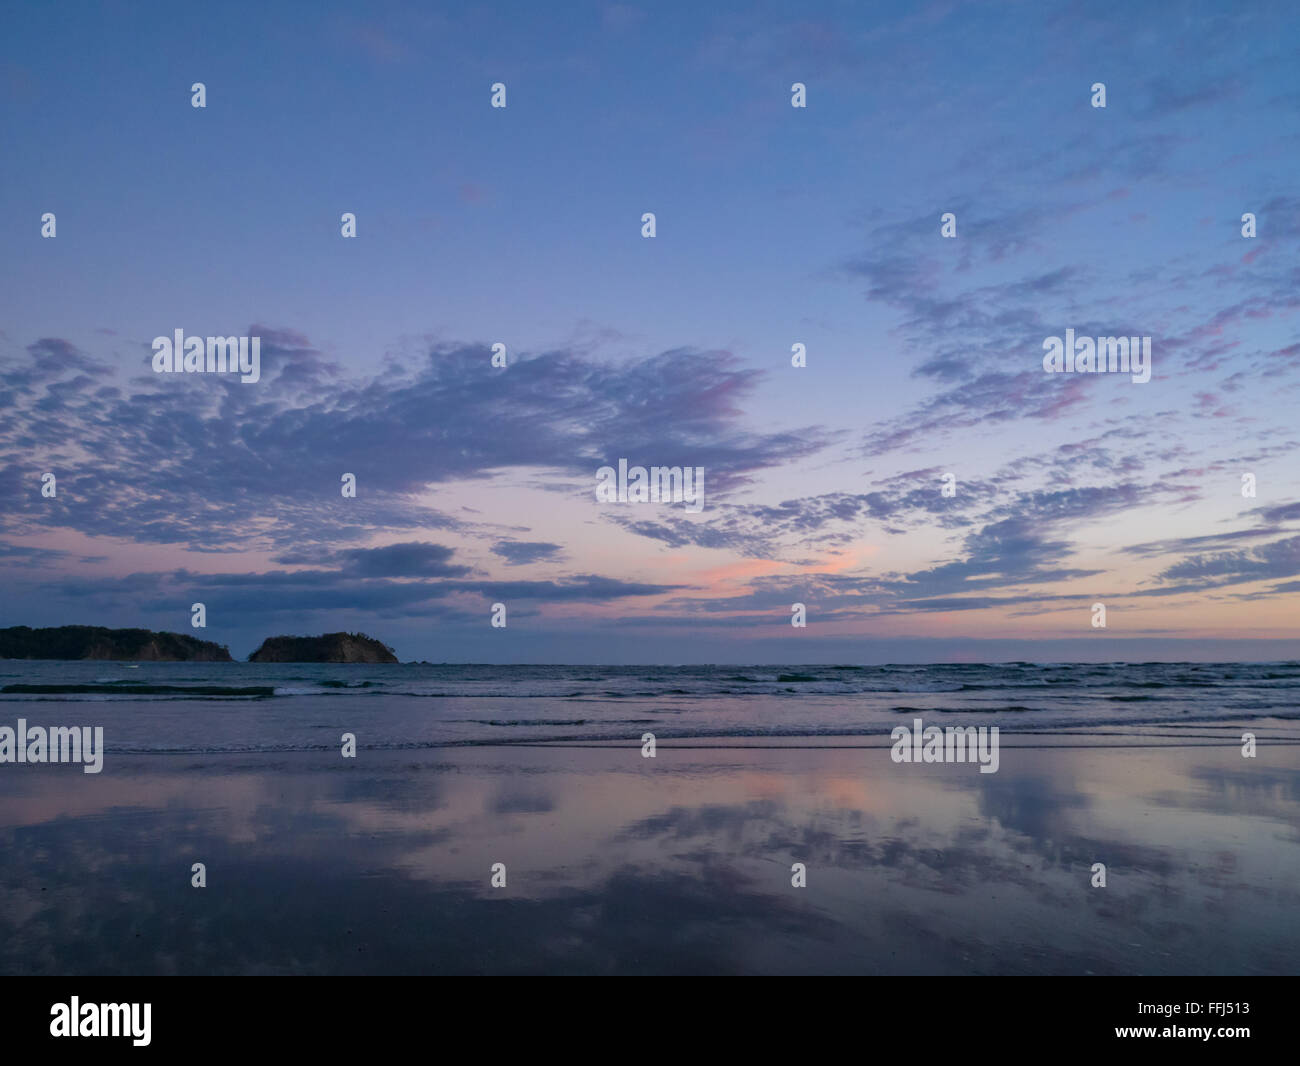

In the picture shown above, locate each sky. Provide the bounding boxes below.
[1,0,1299,663]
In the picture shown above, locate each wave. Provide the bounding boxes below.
[4,663,1299,750]
[99,725,1300,755]
[1,683,275,697]
[892,704,1036,714]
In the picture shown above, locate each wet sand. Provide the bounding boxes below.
[1,738,1297,974]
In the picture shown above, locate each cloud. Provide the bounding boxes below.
[1154,534,1300,589]
[337,542,471,578]
[491,541,565,566]
[0,338,832,551]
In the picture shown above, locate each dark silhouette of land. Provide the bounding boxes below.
[0,625,232,661]
[0,626,401,663]
[248,632,398,663]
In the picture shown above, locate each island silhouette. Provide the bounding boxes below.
[0,626,397,663]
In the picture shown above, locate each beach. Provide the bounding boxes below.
[1,662,1297,975]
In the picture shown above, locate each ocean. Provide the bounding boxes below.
[2,660,1298,752]
[2,661,1298,975]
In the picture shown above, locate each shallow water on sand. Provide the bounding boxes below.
[1,739,1296,974]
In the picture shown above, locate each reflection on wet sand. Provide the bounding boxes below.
[1,743,1296,974]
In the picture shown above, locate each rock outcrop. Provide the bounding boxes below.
[247,632,398,663]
